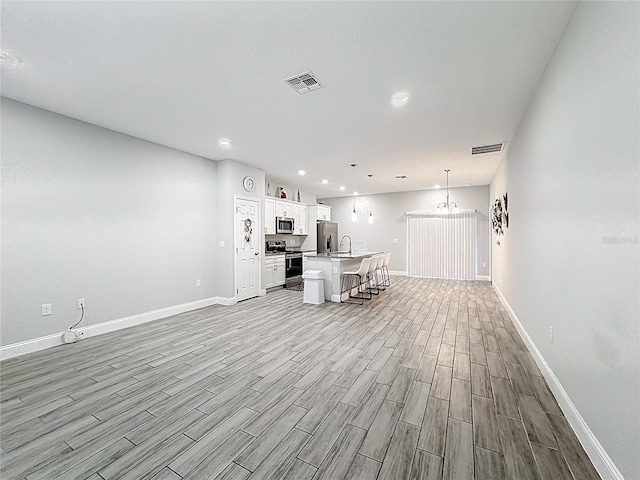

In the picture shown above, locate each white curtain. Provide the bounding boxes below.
[407,211,476,280]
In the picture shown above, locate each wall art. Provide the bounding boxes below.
[492,192,509,241]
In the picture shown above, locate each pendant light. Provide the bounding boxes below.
[367,174,374,224]
[436,169,459,214]
[350,164,358,222]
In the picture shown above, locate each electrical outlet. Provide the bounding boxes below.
[42,303,52,316]
[549,326,553,343]
[483,262,487,268]
[77,298,85,309]
[196,279,202,287]
[392,238,398,244]
[333,266,338,274]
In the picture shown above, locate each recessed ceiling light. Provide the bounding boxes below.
[434,185,441,189]
[322,179,329,184]
[339,186,346,191]
[218,138,232,148]
[391,92,409,107]
[298,170,306,176]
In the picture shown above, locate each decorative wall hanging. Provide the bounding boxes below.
[492,192,509,242]
[244,218,253,243]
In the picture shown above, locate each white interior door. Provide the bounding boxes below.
[235,197,260,301]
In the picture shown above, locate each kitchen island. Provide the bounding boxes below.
[306,252,383,302]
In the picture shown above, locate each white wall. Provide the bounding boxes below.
[1,98,219,346]
[490,2,639,477]
[215,159,266,299]
[321,186,490,277]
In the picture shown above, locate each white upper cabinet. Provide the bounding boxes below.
[265,198,275,234]
[317,204,332,221]
[266,197,308,236]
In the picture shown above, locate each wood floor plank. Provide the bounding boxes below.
[417,396,449,457]
[409,449,443,480]
[470,363,492,398]
[496,414,541,480]
[485,352,508,379]
[431,365,453,400]
[450,378,472,423]
[386,367,417,404]
[400,380,431,426]
[314,424,367,480]
[181,430,255,479]
[517,394,558,449]
[242,387,304,437]
[278,458,318,480]
[490,376,520,420]
[472,394,501,452]
[248,427,310,479]
[377,421,420,480]
[452,353,471,381]
[474,446,507,480]
[359,400,403,461]
[416,354,438,383]
[349,383,391,430]
[530,442,573,480]
[235,404,307,471]
[298,402,355,466]
[28,437,135,480]
[443,418,474,480]
[545,413,601,480]
[345,453,382,480]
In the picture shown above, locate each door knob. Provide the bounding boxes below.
[255,252,259,255]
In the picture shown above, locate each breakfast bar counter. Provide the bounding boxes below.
[306,252,382,302]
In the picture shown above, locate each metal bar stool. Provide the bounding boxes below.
[374,254,387,291]
[367,255,381,296]
[382,252,391,287]
[341,257,372,305]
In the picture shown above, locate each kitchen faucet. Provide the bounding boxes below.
[340,235,352,254]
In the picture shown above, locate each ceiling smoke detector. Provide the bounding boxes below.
[471,143,505,155]
[284,71,323,94]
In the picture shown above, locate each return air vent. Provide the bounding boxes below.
[284,71,323,94]
[471,143,504,155]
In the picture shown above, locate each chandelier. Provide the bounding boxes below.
[436,169,459,214]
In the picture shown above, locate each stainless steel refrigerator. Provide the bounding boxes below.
[317,221,339,253]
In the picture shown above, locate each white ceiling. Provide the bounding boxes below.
[0,1,576,197]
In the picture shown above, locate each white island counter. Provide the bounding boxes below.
[306,252,383,302]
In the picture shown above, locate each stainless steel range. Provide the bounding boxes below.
[284,248,303,287]
[265,241,303,287]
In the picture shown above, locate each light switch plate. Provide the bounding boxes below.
[42,303,52,316]
[219,241,225,248]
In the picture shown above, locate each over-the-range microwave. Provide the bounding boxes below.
[276,217,295,234]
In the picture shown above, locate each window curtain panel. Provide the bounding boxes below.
[407,211,476,280]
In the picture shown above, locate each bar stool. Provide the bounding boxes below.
[375,254,387,291]
[341,257,371,305]
[382,252,391,287]
[367,255,381,296]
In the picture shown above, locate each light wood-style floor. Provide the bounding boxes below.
[0,277,601,480]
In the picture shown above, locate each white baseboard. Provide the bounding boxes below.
[492,284,623,480]
[389,270,407,276]
[0,296,234,361]
[475,275,491,281]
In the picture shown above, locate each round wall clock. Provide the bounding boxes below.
[243,176,255,192]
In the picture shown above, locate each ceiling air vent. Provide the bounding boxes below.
[471,143,505,155]
[285,71,323,94]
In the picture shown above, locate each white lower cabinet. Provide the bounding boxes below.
[263,254,285,289]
